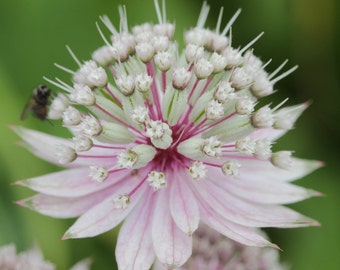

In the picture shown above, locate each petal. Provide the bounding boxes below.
[63,171,148,238]
[152,189,192,269]
[169,170,199,235]
[17,168,131,197]
[69,258,92,270]
[12,126,118,167]
[116,191,155,270]
[230,157,322,182]
[17,179,127,218]
[195,178,318,228]
[196,196,275,247]
[209,167,319,204]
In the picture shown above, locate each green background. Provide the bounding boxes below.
[0,0,339,269]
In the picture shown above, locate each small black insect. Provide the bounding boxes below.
[21,84,51,121]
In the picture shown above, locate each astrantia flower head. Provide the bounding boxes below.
[153,224,288,270]
[14,1,322,269]
[0,243,91,270]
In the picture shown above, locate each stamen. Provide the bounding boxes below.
[66,45,82,67]
[239,32,264,54]
[270,65,298,85]
[221,8,241,36]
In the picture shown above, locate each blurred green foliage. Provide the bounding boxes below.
[0,0,339,269]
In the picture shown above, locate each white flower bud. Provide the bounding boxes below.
[135,74,152,93]
[211,33,229,52]
[73,135,93,152]
[62,106,82,126]
[231,67,253,89]
[55,144,77,164]
[69,84,95,106]
[235,97,255,115]
[222,47,243,68]
[89,165,109,182]
[131,105,149,124]
[185,44,204,63]
[153,23,175,38]
[210,52,227,73]
[112,193,130,209]
[271,151,293,169]
[147,171,167,191]
[154,51,174,72]
[201,137,222,157]
[79,115,102,137]
[145,120,173,149]
[116,75,135,96]
[117,149,138,169]
[221,160,241,176]
[172,67,192,90]
[189,161,207,180]
[135,42,155,63]
[206,100,224,120]
[214,81,235,103]
[48,93,69,119]
[153,35,169,52]
[236,137,255,155]
[251,74,274,97]
[92,45,115,66]
[252,105,274,128]
[194,58,214,79]
[254,139,272,160]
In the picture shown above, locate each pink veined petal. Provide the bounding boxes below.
[16,168,131,197]
[116,191,155,270]
[230,157,322,182]
[195,194,276,248]
[12,126,117,167]
[169,169,199,235]
[16,178,132,218]
[195,178,318,228]
[63,172,148,239]
[208,167,319,204]
[152,189,192,269]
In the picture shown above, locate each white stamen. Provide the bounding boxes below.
[236,137,255,155]
[147,171,167,191]
[89,165,109,182]
[221,160,241,176]
[69,84,95,106]
[112,193,130,209]
[131,105,150,124]
[270,65,298,85]
[189,161,207,180]
[201,137,222,157]
[206,99,224,120]
[239,32,264,55]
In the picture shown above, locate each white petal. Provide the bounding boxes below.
[17,168,131,197]
[64,175,147,238]
[195,179,318,228]
[197,196,276,247]
[152,190,192,268]
[70,258,92,270]
[170,170,199,234]
[208,166,319,204]
[116,191,155,270]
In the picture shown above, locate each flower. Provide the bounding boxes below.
[0,243,91,270]
[14,1,322,269]
[153,224,288,270]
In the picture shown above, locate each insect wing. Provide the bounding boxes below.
[20,97,35,120]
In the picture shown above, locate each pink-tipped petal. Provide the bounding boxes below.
[198,199,275,248]
[152,190,192,269]
[169,170,199,235]
[116,191,155,270]
[195,178,317,228]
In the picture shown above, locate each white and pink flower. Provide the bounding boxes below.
[13,1,321,269]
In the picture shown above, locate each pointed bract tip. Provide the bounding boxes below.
[62,231,75,240]
[15,200,24,206]
[270,243,282,251]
